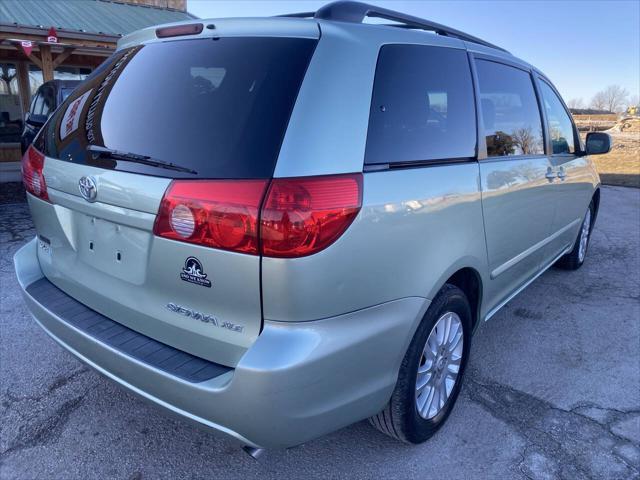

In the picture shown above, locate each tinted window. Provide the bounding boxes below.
[539,80,575,154]
[31,93,44,115]
[61,88,76,102]
[40,86,55,117]
[476,60,544,157]
[37,37,316,178]
[365,45,476,164]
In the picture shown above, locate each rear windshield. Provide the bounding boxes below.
[36,37,316,178]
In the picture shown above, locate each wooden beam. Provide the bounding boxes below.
[16,61,31,115]
[26,52,42,69]
[40,44,53,82]
[6,41,43,68]
[0,32,116,50]
[1,48,108,68]
[52,47,75,68]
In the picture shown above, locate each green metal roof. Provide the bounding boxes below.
[0,0,195,37]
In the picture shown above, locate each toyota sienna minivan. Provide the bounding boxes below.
[14,1,612,452]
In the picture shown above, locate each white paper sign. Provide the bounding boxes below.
[60,89,92,141]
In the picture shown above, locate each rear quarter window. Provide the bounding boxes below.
[365,44,477,165]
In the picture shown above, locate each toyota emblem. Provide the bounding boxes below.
[78,176,97,202]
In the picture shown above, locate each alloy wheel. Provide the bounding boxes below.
[578,209,592,263]
[415,311,464,419]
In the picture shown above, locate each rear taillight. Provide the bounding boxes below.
[153,173,362,258]
[153,180,268,255]
[21,145,49,202]
[260,174,362,258]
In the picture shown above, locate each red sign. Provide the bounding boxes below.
[20,41,33,56]
[47,27,58,43]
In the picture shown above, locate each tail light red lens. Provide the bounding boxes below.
[154,173,362,257]
[21,145,49,202]
[261,174,362,258]
[153,180,268,255]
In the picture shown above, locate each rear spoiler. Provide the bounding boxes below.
[117,17,319,50]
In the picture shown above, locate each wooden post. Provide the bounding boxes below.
[16,62,31,117]
[40,44,54,82]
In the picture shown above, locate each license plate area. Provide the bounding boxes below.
[75,213,151,285]
[38,235,52,262]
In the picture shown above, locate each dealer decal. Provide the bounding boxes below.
[180,256,211,288]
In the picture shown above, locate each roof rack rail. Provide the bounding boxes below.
[277,1,509,54]
[275,11,315,18]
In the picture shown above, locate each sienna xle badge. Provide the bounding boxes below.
[15,1,610,453]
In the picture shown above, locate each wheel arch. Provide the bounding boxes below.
[591,187,601,228]
[431,265,484,333]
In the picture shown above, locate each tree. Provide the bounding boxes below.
[591,85,629,113]
[590,90,608,111]
[629,94,639,108]
[512,127,540,155]
[486,131,515,157]
[567,98,584,109]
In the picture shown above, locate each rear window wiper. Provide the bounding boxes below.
[87,145,198,175]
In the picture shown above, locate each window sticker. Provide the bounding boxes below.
[60,89,93,141]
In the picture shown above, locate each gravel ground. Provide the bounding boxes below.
[0,184,26,206]
[1,186,639,480]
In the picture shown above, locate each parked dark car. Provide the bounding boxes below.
[21,80,81,154]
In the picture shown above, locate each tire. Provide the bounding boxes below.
[555,201,594,270]
[369,284,472,444]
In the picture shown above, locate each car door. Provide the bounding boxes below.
[474,57,555,314]
[537,77,594,260]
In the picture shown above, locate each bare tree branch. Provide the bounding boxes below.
[591,85,629,113]
[590,90,609,111]
[567,98,584,109]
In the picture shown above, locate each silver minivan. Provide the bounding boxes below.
[14,1,611,452]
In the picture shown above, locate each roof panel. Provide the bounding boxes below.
[0,0,195,37]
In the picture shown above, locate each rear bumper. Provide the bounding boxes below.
[14,238,428,448]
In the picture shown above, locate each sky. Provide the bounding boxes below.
[187,0,640,106]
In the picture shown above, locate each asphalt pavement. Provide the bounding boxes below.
[1,185,639,479]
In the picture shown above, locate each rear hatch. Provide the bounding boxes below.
[29,32,317,367]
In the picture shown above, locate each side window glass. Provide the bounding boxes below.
[365,45,476,164]
[32,93,44,116]
[476,60,544,157]
[29,94,38,114]
[40,87,55,117]
[539,80,575,154]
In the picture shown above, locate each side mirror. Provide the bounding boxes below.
[26,113,47,128]
[585,132,612,155]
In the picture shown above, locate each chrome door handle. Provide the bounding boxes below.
[545,168,556,182]
[557,168,566,181]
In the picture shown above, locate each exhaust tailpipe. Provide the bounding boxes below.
[243,446,265,459]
